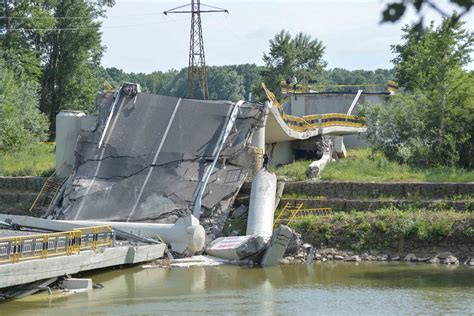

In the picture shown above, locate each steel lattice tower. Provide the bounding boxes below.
[164,1,228,99]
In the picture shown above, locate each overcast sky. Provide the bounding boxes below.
[99,0,474,73]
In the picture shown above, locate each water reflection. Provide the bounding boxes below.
[2,263,474,315]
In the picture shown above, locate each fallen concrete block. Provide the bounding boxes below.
[61,278,92,292]
[205,235,267,260]
[261,225,293,267]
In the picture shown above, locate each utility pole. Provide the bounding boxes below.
[164,1,228,99]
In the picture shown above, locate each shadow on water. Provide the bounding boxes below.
[348,263,474,289]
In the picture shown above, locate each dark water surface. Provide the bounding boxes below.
[3,262,474,315]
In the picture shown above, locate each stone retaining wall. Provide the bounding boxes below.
[279,198,472,212]
[0,177,48,216]
[241,181,474,199]
[0,177,47,192]
[283,181,474,198]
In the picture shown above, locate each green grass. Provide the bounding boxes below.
[271,159,313,181]
[273,149,474,182]
[0,143,55,176]
[290,207,474,252]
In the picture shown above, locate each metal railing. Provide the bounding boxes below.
[279,80,398,94]
[0,225,114,265]
[261,83,366,133]
[274,202,332,227]
[29,172,66,214]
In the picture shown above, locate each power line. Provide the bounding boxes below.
[0,17,189,32]
[0,15,92,20]
[0,11,181,20]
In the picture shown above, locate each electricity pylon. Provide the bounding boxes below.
[164,1,228,99]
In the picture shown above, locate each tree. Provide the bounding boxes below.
[40,0,114,129]
[0,58,48,150]
[381,0,472,28]
[0,1,56,84]
[364,19,474,169]
[322,68,395,93]
[261,30,326,97]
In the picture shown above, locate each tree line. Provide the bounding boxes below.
[98,65,394,102]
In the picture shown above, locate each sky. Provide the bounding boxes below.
[99,0,474,73]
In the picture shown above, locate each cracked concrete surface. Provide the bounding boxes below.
[52,92,264,235]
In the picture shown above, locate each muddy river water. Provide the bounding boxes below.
[3,262,474,315]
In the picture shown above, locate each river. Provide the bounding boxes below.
[3,262,474,315]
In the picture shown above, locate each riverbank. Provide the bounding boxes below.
[273,149,474,182]
[287,208,474,265]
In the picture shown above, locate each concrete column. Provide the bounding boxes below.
[251,102,269,153]
[56,111,97,177]
[334,136,347,158]
[246,170,277,237]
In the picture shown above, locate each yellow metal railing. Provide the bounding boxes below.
[279,80,398,94]
[274,203,332,228]
[29,172,66,214]
[261,82,366,133]
[0,225,114,265]
[273,201,291,228]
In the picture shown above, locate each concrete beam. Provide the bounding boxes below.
[0,244,165,289]
[60,215,205,255]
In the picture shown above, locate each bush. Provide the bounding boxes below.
[0,58,48,151]
[363,20,474,170]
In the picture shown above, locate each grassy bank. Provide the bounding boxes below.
[290,208,474,252]
[0,143,55,176]
[273,149,474,182]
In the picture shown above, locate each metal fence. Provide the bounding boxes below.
[0,225,115,264]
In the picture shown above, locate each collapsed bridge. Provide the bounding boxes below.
[52,86,265,236]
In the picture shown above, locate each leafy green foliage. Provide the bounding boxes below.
[321,68,395,93]
[364,19,474,169]
[40,0,114,121]
[99,64,263,102]
[0,58,48,151]
[381,0,473,27]
[261,30,326,97]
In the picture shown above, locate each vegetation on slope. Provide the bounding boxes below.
[273,149,474,183]
[0,143,55,177]
[290,207,474,252]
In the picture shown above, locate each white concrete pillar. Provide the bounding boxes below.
[56,111,97,177]
[246,170,277,237]
[334,136,347,158]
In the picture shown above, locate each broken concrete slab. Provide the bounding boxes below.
[261,225,294,266]
[205,235,267,261]
[53,91,265,236]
